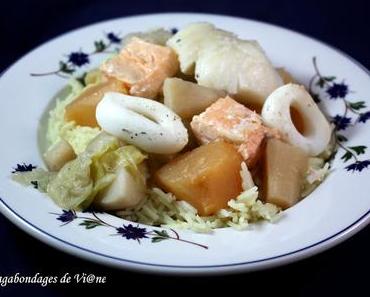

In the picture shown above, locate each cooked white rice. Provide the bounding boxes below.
[116,186,280,233]
[302,157,330,197]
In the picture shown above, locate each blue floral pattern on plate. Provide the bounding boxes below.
[309,57,370,172]
[12,163,36,173]
[50,209,208,249]
[30,32,122,79]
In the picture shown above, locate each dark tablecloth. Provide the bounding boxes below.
[0,0,369,295]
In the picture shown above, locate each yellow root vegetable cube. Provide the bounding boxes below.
[65,78,126,127]
[155,141,243,216]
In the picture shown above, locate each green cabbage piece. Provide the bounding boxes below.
[46,133,146,210]
[91,145,147,208]
[13,132,147,210]
[12,169,56,193]
[97,145,147,182]
[47,155,94,210]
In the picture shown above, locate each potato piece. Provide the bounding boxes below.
[44,139,76,171]
[155,141,243,216]
[94,165,146,210]
[163,78,226,119]
[262,138,308,209]
[65,78,126,127]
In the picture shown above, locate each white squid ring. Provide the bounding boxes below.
[96,92,188,154]
[261,84,331,156]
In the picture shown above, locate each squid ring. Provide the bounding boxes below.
[96,92,188,154]
[261,84,331,156]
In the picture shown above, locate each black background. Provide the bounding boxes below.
[0,0,369,295]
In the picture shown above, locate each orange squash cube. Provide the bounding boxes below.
[155,141,243,216]
[65,78,126,127]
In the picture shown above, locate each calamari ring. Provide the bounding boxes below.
[96,92,188,154]
[261,84,331,156]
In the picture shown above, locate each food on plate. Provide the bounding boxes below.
[167,23,283,107]
[46,79,101,155]
[13,23,332,233]
[65,77,127,127]
[44,139,76,171]
[95,92,188,154]
[191,96,278,167]
[122,28,173,46]
[84,69,106,85]
[155,141,243,216]
[167,23,216,74]
[302,157,330,197]
[261,84,332,155]
[262,138,308,209]
[163,77,226,119]
[101,37,179,98]
[93,145,148,210]
[19,132,148,210]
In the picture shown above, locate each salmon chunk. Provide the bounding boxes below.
[191,96,273,167]
[100,37,179,98]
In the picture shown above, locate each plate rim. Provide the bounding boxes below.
[0,12,369,275]
[1,196,369,274]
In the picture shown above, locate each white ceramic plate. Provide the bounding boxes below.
[0,13,369,275]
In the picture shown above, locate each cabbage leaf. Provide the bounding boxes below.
[46,133,146,210]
